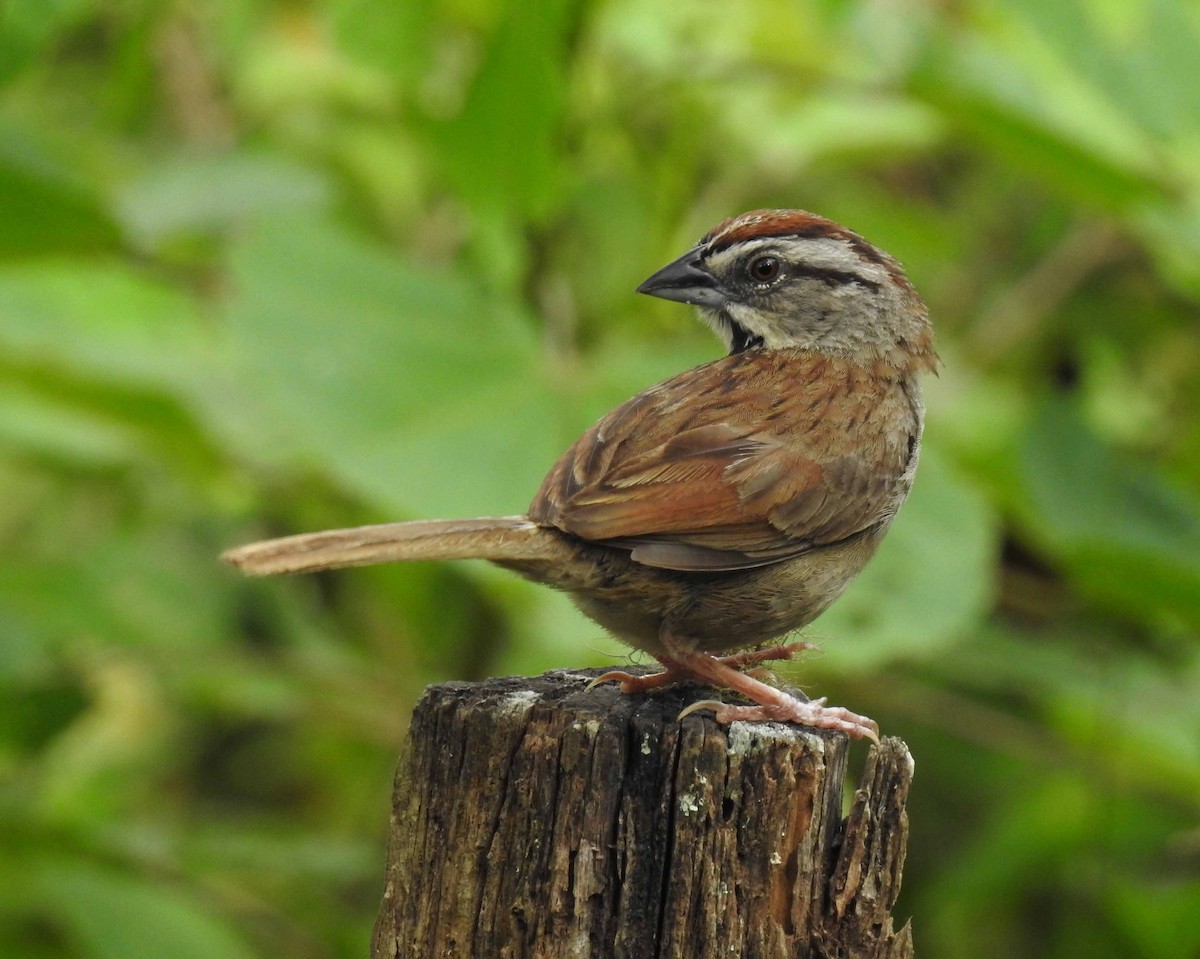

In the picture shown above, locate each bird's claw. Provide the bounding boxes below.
[586,670,637,693]
[677,699,728,721]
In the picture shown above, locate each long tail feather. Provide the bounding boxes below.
[222,516,573,576]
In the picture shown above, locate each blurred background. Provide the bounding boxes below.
[1,0,1198,956]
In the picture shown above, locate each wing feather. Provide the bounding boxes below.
[529,349,919,572]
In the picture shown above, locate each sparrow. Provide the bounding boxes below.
[223,209,937,741]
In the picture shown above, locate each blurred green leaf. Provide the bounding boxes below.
[0,136,121,255]
[38,859,257,959]
[0,0,96,83]
[0,530,233,656]
[0,381,143,466]
[209,216,569,516]
[930,625,1200,794]
[1107,876,1200,959]
[915,75,1161,211]
[0,261,211,389]
[720,90,943,171]
[433,0,573,223]
[328,0,433,87]
[815,447,998,670]
[913,0,1187,212]
[116,152,334,249]
[1014,0,1200,144]
[1019,400,1200,629]
[920,773,1195,959]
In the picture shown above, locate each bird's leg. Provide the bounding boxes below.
[586,641,813,694]
[663,633,880,742]
[717,641,816,670]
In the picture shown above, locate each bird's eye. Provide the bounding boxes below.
[747,255,782,284]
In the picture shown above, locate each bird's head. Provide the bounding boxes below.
[637,209,936,373]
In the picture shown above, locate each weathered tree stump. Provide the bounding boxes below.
[372,668,914,959]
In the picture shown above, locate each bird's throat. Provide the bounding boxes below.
[725,312,764,354]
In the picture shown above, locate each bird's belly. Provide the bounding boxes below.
[555,531,884,656]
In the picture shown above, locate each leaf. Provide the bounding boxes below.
[0,532,232,656]
[720,90,944,171]
[912,1,1174,210]
[1107,877,1200,959]
[116,152,334,249]
[432,0,574,221]
[0,134,121,255]
[1010,0,1200,143]
[0,0,96,83]
[328,0,433,87]
[37,859,256,959]
[931,625,1200,791]
[813,446,998,671]
[0,261,212,391]
[915,74,1159,211]
[1018,399,1200,628]
[0,381,143,466]
[209,216,569,517]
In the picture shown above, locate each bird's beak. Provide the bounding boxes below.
[636,248,726,309]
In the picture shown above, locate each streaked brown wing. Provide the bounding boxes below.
[529,349,918,571]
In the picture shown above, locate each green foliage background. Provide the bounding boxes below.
[1,0,1198,956]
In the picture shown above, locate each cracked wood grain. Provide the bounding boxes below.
[372,669,914,959]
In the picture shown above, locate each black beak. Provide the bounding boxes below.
[636,247,726,309]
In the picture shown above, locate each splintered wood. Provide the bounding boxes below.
[372,670,914,959]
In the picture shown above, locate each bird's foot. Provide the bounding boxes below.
[585,668,681,694]
[678,696,879,743]
[657,635,879,742]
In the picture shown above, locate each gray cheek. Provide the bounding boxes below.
[780,288,846,340]
[793,303,836,335]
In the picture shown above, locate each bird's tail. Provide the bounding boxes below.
[222,516,578,576]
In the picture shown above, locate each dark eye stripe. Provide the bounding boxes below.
[788,264,881,293]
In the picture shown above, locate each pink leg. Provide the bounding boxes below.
[717,641,816,670]
[587,641,814,694]
[675,658,878,741]
[664,635,879,742]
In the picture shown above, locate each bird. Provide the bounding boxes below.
[223,209,937,741]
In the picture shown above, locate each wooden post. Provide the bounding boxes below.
[372,669,914,959]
